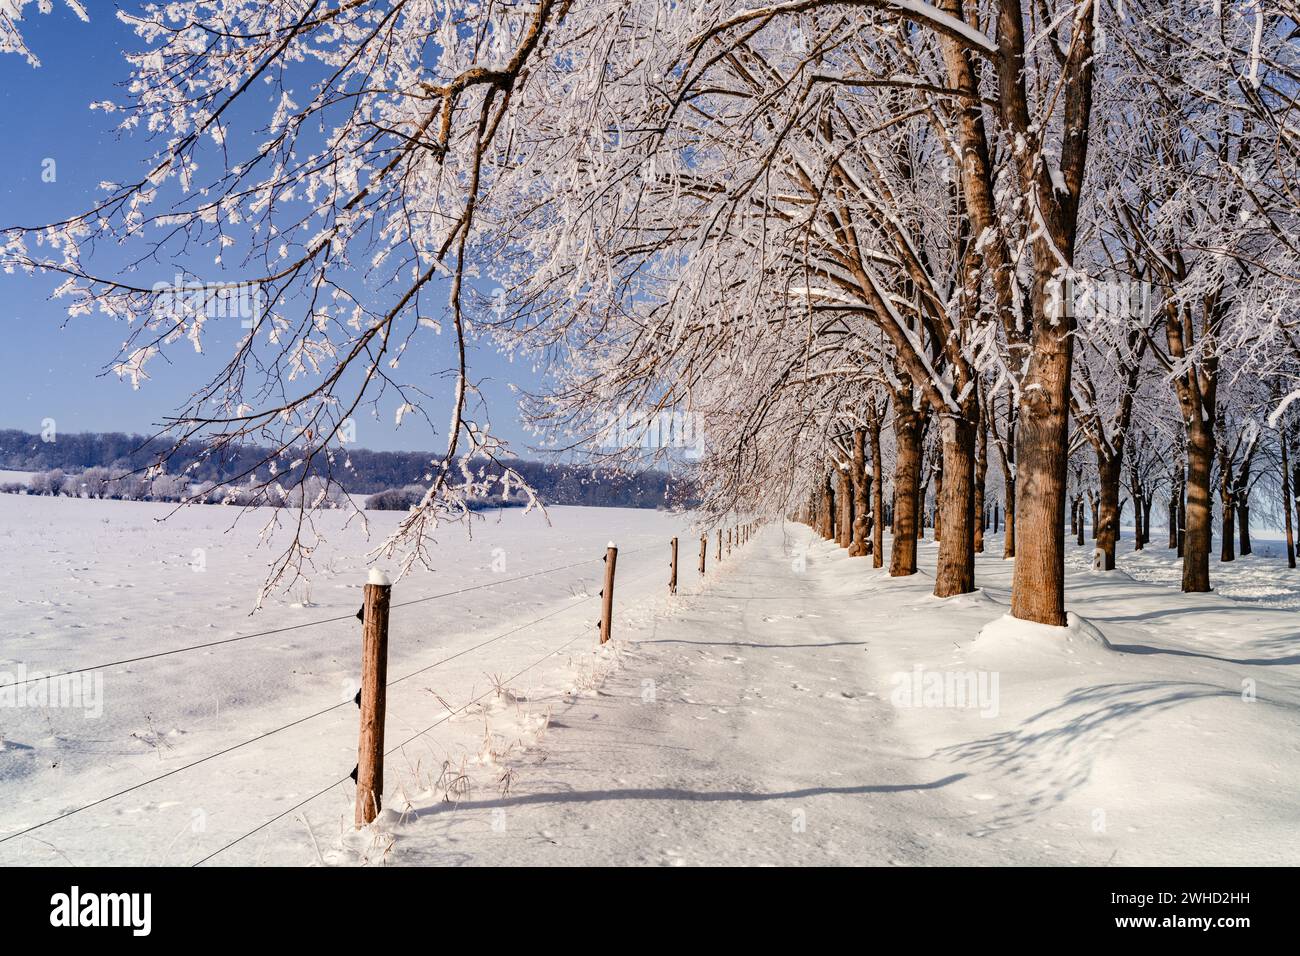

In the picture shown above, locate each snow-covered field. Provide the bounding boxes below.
[2,496,1297,866]
[0,494,691,865]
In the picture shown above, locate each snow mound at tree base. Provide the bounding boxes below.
[971,612,1112,664]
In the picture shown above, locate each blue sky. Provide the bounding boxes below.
[0,8,543,455]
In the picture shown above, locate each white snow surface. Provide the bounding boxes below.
[1,499,1297,866]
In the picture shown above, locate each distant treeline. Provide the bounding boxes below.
[0,429,691,510]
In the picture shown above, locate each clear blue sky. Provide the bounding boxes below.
[0,8,543,455]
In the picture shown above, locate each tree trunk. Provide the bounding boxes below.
[1142,498,1153,547]
[993,500,1000,534]
[974,415,988,554]
[849,429,869,557]
[838,466,853,549]
[1220,495,1236,563]
[1003,479,1016,558]
[1075,499,1084,546]
[890,402,923,577]
[1238,501,1251,556]
[1178,477,1187,557]
[1284,435,1296,569]
[1131,481,1145,551]
[1183,423,1213,591]
[934,414,977,597]
[1096,454,1121,571]
[915,468,928,542]
[1167,482,1179,550]
[869,419,885,569]
[1011,326,1072,626]
[821,469,836,540]
[932,457,944,543]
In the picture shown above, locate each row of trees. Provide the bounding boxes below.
[490,0,1300,621]
[4,2,1298,618]
[802,366,1298,570]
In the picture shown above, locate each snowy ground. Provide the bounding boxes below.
[350,525,1299,867]
[1064,529,1300,609]
[0,494,691,865]
[2,497,1297,866]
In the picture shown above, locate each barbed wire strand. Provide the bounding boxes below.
[191,626,599,866]
[0,549,668,853]
[4,544,660,688]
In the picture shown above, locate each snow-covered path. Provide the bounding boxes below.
[380,521,1300,866]
[389,522,980,866]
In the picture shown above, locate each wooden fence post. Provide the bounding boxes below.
[669,537,678,595]
[355,568,391,828]
[599,542,618,644]
[699,535,707,575]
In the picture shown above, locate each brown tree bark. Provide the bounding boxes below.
[1009,299,1073,624]
[890,398,924,577]
[1235,456,1253,556]
[1219,483,1236,563]
[915,447,929,543]
[934,412,977,596]
[1178,473,1187,558]
[869,416,885,568]
[1096,454,1122,571]
[1130,464,1145,552]
[1238,500,1251,557]
[1284,433,1296,569]
[849,429,870,557]
[932,455,944,543]
[1167,479,1179,550]
[838,465,854,549]
[1183,421,1214,590]
[974,410,988,554]
[820,469,836,540]
[1003,480,1016,558]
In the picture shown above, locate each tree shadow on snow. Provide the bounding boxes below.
[1101,641,1300,667]
[934,680,1236,833]
[635,638,870,649]
[408,773,967,818]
